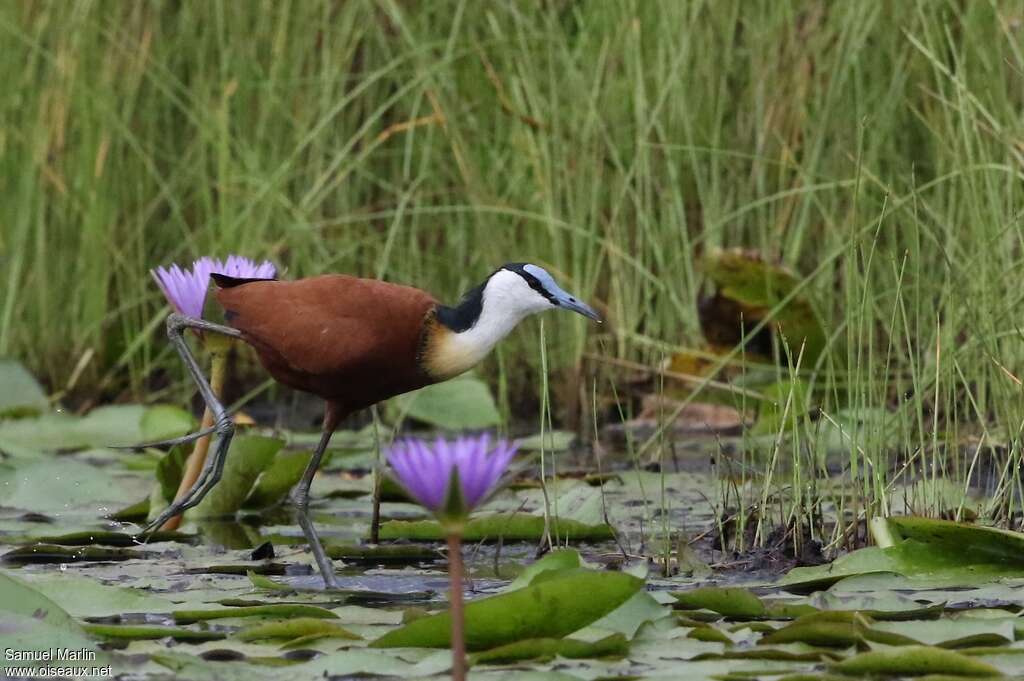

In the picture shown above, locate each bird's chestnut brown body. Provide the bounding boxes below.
[144,263,598,587]
[214,274,442,417]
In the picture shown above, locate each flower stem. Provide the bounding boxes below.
[160,340,229,531]
[447,532,466,681]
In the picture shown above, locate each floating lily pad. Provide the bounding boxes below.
[2,543,144,564]
[379,513,615,542]
[17,572,171,617]
[393,373,501,430]
[875,516,1024,566]
[759,611,917,648]
[515,431,576,452]
[243,450,312,509]
[155,443,190,503]
[470,633,628,665]
[506,549,581,591]
[871,617,1016,648]
[325,543,441,564]
[247,570,292,592]
[190,435,284,518]
[0,404,180,451]
[0,457,140,515]
[583,590,672,639]
[779,538,1024,592]
[0,570,103,665]
[84,623,226,642]
[0,359,48,419]
[28,529,192,546]
[235,617,361,644]
[151,651,284,680]
[672,587,767,619]
[686,624,733,645]
[830,644,1002,677]
[173,603,338,624]
[140,404,195,443]
[371,568,643,650]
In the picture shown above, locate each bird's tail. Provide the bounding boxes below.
[210,273,275,288]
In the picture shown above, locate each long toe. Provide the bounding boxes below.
[111,425,219,451]
[139,505,180,536]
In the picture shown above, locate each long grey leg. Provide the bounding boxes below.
[291,411,340,588]
[136,314,240,536]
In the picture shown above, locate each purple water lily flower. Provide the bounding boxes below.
[216,254,277,280]
[386,435,517,520]
[151,255,276,319]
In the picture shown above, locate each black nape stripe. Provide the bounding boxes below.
[436,281,485,332]
[211,273,276,288]
[436,263,555,333]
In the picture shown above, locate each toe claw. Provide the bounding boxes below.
[136,506,178,540]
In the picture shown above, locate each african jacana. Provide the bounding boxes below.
[139,263,600,587]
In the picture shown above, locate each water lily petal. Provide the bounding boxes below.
[384,434,515,518]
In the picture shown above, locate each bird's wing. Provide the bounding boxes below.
[214,274,437,378]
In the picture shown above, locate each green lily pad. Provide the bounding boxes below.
[759,611,918,648]
[325,543,441,564]
[379,513,615,542]
[0,457,138,514]
[671,587,767,619]
[28,529,192,546]
[371,568,643,650]
[243,449,312,509]
[393,373,501,430]
[583,590,672,639]
[155,443,190,503]
[830,645,1003,677]
[2,543,143,564]
[470,633,628,665]
[875,516,1024,566]
[687,625,733,645]
[0,570,103,665]
[151,651,283,680]
[871,618,1016,648]
[779,539,1024,592]
[247,570,293,591]
[107,497,150,521]
[140,404,195,443]
[0,359,48,418]
[235,617,361,643]
[0,404,176,451]
[84,623,226,641]
[173,603,339,623]
[515,431,576,452]
[190,435,284,518]
[506,549,581,591]
[16,572,171,617]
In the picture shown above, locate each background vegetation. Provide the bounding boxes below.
[5,1,1024,531]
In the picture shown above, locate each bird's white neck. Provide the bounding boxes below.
[424,270,551,380]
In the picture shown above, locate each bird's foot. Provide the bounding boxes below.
[133,515,166,544]
[321,570,339,590]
